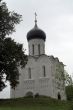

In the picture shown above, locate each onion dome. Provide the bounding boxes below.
[27,13,46,41]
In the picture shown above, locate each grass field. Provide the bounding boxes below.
[0,97,73,110]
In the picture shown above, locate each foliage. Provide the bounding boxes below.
[0,0,22,39]
[0,74,6,91]
[0,97,72,110]
[0,37,27,90]
[35,93,39,98]
[0,0,27,90]
[70,104,73,110]
[65,85,73,101]
[64,70,73,86]
[64,71,73,101]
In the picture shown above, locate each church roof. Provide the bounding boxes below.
[27,25,46,41]
[27,13,46,41]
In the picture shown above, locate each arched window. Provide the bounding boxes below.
[28,68,31,79]
[42,66,46,77]
[32,44,34,55]
[38,44,40,55]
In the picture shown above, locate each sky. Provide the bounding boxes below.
[0,0,73,98]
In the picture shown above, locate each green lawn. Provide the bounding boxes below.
[0,97,73,110]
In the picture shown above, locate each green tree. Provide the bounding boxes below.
[65,85,73,101]
[64,70,73,86]
[0,0,27,91]
[64,71,73,101]
[0,0,22,39]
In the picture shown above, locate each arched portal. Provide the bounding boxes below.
[58,92,61,100]
[25,91,33,97]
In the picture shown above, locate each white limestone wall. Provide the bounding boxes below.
[10,55,66,100]
[49,56,66,100]
[22,55,52,97]
[28,39,45,56]
[11,55,52,98]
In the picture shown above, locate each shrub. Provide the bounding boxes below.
[35,93,39,98]
[65,85,73,101]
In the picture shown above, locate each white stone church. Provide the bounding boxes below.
[10,16,66,100]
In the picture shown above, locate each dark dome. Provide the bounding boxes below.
[27,25,46,41]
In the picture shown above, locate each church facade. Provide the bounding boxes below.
[10,17,66,100]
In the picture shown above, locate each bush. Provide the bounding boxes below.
[70,104,73,110]
[35,93,39,98]
[65,85,73,101]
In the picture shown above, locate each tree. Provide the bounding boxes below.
[0,0,22,39]
[64,70,73,101]
[0,0,27,91]
[65,85,73,101]
[64,70,73,86]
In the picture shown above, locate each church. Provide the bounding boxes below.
[10,14,66,100]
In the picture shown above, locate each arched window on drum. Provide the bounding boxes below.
[28,67,31,79]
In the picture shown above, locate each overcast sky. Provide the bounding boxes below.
[0,0,73,98]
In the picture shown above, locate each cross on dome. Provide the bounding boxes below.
[34,12,37,26]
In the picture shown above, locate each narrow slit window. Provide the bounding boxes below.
[28,68,31,79]
[38,44,40,55]
[32,44,34,55]
[43,66,46,77]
